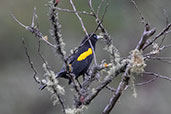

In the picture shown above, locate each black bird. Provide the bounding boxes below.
[40,34,101,89]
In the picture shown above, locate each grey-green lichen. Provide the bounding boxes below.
[104,43,120,64]
[49,0,66,57]
[43,63,65,105]
[148,43,160,55]
[65,105,88,114]
[129,49,146,73]
[128,49,146,98]
[129,73,137,98]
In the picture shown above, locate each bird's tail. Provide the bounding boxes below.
[57,71,72,84]
[39,71,71,90]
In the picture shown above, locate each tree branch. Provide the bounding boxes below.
[144,72,171,82]
[49,0,66,60]
[83,63,127,106]
[11,12,56,49]
[103,68,130,114]
[143,23,171,50]
[22,38,41,84]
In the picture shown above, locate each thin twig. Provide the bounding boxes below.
[97,0,105,17]
[162,44,171,49]
[148,56,171,60]
[144,72,171,82]
[11,12,27,28]
[22,38,41,84]
[55,7,93,16]
[135,77,157,86]
[69,0,98,66]
[146,56,171,64]
[143,23,171,50]
[136,23,156,50]
[144,44,171,58]
[163,9,169,25]
[11,12,56,48]
[159,9,169,47]
[101,0,110,23]
[106,85,116,92]
[38,40,48,65]
[130,0,145,25]
[31,7,36,27]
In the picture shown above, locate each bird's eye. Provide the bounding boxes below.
[92,34,97,39]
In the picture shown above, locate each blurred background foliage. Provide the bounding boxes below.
[0,0,171,114]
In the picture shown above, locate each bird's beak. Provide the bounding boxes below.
[96,35,103,40]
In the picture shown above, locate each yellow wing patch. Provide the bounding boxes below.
[77,48,93,61]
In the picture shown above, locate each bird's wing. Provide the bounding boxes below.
[68,54,76,64]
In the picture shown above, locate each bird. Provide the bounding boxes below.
[40,34,101,89]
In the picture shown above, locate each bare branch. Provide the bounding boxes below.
[55,7,93,16]
[130,0,145,25]
[31,7,37,27]
[136,23,156,50]
[97,0,105,17]
[144,72,171,82]
[163,9,169,25]
[146,56,171,64]
[11,12,56,48]
[22,38,42,84]
[135,77,158,86]
[11,12,27,28]
[143,44,171,58]
[159,9,169,47]
[162,44,171,49]
[148,56,171,60]
[143,23,171,50]
[38,40,48,65]
[101,0,110,22]
[166,30,171,34]
[106,85,116,92]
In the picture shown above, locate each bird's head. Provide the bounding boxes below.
[81,34,103,46]
[90,34,103,42]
